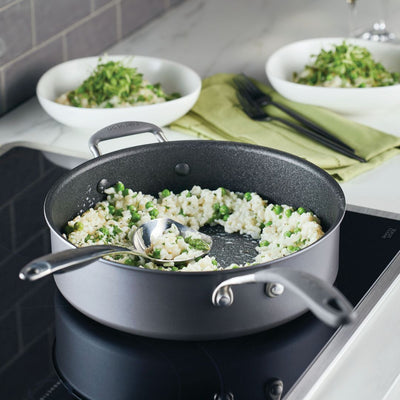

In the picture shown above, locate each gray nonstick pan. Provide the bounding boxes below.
[29,121,355,340]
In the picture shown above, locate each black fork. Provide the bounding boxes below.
[236,90,366,163]
[233,73,355,153]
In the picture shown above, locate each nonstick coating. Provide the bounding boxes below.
[47,141,343,234]
[45,140,346,339]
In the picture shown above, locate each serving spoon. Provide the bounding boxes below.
[19,218,212,282]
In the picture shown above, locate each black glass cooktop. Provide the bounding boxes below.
[1,147,399,400]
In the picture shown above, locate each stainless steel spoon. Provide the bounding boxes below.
[19,218,212,281]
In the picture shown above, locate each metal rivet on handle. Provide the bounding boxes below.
[213,392,234,400]
[212,285,234,307]
[174,163,190,176]
[265,379,283,400]
[265,283,285,298]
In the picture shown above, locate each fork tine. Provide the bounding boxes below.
[234,73,266,99]
[236,88,266,120]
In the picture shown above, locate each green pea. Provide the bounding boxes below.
[259,222,265,230]
[113,226,122,234]
[265,221,273,226]
[273,205,283,215]
[99,226,109,236]
[213,203,220,211]
[74,221,84,231]
[114,209,123,217]
[211,259,218,266]
[64,224,74,235]
[223,214,229,221]
[124,258,136,266]
[122,188,130,197]
[115,182,125,192]
[260,240,270,247]
[186,191,192,198]
[149,208,159,219]
[284,231,292,237]
[130,211,141,223]
[244,192,252,201]
[127,205,136,211]
[285,209,292,217]
[219,187,227,196]
[145,201,153,209]
[161,189,170,198]
[219,205,230,215]
[152,248,161,259]
[108,205,115,215]
[294,227,301,234]
[297,207,305,215]
[287,245,300,252]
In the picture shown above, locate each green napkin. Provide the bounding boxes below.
[170,73,400,181]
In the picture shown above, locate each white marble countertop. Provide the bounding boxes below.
[1,0,400,398]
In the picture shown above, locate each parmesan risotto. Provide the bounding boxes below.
[64,183,324,272]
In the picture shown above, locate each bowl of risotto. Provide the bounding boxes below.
[36,55,202,129]
[265,37,400,114]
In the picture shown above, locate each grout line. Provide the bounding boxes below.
[30,0,36,46]
[0,170,49,210]
[0,0,22,13]
[0,327,50,375]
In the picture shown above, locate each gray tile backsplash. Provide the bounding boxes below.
[0,1,32,65]
[120,0,165,37]
[0,0,185,116]
[65,6,118,60]
[4,36,63,110]
[33,0,91,45]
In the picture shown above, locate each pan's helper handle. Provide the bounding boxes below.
[19,245,128,282]
[89,121,168,157]
[212,268,357,328]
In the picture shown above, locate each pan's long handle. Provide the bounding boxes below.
[212,268,356,328]
[19,245,131,282]
[89,121,168,157]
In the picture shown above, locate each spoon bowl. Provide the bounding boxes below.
[19,218,212,281]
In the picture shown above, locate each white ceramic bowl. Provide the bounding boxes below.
[266,38,400,114]
[37,55,202,129]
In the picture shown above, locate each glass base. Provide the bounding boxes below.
[356,22,396,42]
[358,30,396,42]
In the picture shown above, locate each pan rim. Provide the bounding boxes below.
[44,140,346,276]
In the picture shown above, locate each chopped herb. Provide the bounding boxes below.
[184,236,210,251]
[293,41,400,88]
[62,59,181,108]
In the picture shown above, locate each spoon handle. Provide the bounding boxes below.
[269,100,355,152]
[19,245,132,281]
